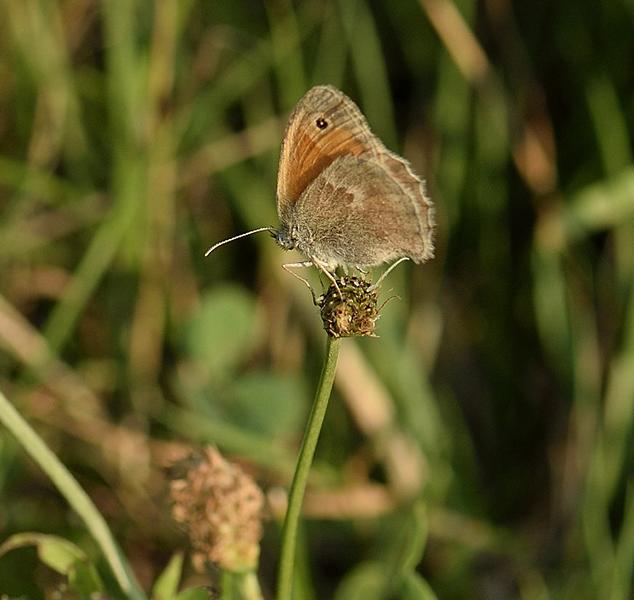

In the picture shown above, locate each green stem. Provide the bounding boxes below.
[240,571,264,600]
[276,336,341,600]
[0,390,147,600]
[221,570,264,600]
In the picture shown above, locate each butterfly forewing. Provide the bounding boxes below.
[276,86,379,217]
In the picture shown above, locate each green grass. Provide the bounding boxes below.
[0,0,633,598]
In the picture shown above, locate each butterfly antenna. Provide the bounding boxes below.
[205,227,277,256]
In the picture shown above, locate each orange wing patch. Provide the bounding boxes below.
[282,129,367,204]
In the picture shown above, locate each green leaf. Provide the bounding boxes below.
[563,166,634,241]
[376,501,429,595]
[336,504,428,599]
[334,561,385,600]
[185,285,259,382]
[400,572,438,600]
[0,533,85,574]
[227,371,306,437]
[38,537,87,575]
[176,586,213,600]
[334,560,437,600]
[0,532,103,594]
[152,552,184,600]
[68,560,104,595]
[395,501,429,576]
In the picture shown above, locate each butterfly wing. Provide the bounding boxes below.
[289,155,429,268]
[277,85,434,262]
[276,85,378,219]
[373,146,435,262]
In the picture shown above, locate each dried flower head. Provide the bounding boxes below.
[317,276,379,338]
[168,446,264,573]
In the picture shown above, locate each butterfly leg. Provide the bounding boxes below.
[282,261,319,303]
[312,259,342,297]
[369,257,410,291]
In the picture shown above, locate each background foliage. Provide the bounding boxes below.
[1,0,633,598]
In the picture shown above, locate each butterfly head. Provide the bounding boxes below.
[271,225,296,250]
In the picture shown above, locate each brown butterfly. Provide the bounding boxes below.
[207,85,434,289]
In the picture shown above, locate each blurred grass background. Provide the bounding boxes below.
[0,0,633,598]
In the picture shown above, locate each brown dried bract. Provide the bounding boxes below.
[317,276,379,338]
[168,446,264,573]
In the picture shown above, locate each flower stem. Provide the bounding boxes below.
[0,389,147,600]
[276,336,341,600]
[221,570,264,600]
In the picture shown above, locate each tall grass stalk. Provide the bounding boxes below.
[0,390,147,600]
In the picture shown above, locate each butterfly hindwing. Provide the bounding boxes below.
[289,155,427,268]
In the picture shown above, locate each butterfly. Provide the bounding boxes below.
[207,85,435,290]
